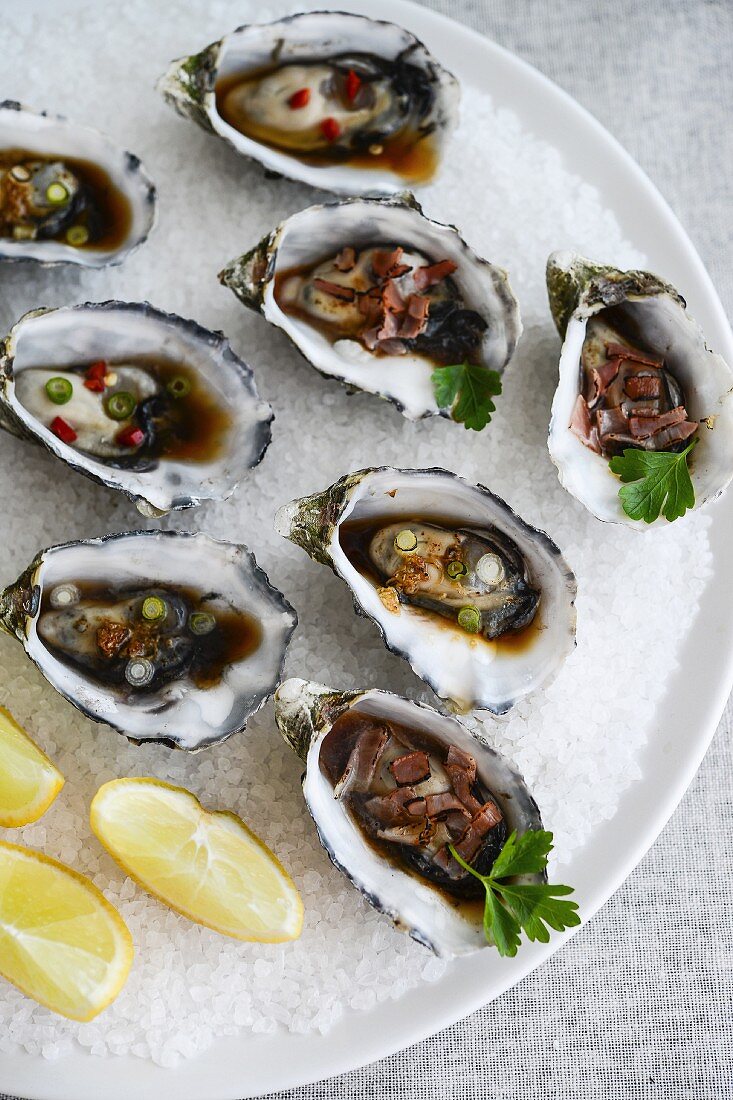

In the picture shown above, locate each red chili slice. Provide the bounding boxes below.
[50,416,77,444]
[116,426,145,448]
[345,69,361,102]
[84,378,106,392]
[288,87,310,109]
[320,117,341,142]
[85,360,108,392]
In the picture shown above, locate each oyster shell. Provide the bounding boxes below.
[275,468,576,713]
[0,101,155,266]
[0,302,273,516]
[275,678,544,956]
[0,532,297,751]
[158,12,459,196]
[546,250,733,525]
[220,194,521,422]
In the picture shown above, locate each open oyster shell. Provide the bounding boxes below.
[220,194,521,422]
[0,531,297,750]
[0,302,273,516]
[546,250,733,526]
[158,12,459,196]
[275,678,544,957]
[275,468,576,713]
[0,101,156,267]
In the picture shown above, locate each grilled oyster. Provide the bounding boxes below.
[275,678,544,956]
[0,302,273,516]
[0,101,155,266]
[0,532,297,750]
[275,468,576,714]
[158,12,459,195]
[220,195,521,423]
[546,251,733,525]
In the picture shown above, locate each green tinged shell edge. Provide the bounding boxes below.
[274,680,362,761]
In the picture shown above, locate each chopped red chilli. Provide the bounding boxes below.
[345,68,362,102]
[320,117,341,142]
[288,87,311,109]
[116,425,145,448]
[50,416,77,444]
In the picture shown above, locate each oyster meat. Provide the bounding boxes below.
[0,532,297,750]
[275,678,544,956]
[275,468,576,714]
[159,12,459,195]
[221,195,521,422]
[547,251,733,525]
[0,302,273,515]
[0,101,155,266]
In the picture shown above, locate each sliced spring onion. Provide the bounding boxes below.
[446,560,467,580]
[476,554,505,585]
[125,658,155,687]
[166,376,192,399]
[141,596,167,622]
[45,181,69,205]
[12,224,35,240]
[189,611,216,636]
[66,225,89,247]
[49,583,80,609]
[44,377,73,405]
[394,529,418,553]
[105,392,137,421]
[9,164,31,183]
[457,606,481,634]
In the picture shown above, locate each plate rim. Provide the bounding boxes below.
[2,0,733,1096]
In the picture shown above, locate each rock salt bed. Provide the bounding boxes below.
[0,0,713,1067]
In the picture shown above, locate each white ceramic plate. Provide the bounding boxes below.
[3,1,732,1097]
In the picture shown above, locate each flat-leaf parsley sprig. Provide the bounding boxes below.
[609,437,697,523]
[449,829,579,957]
[431,361,502,431]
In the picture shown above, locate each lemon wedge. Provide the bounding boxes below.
[90,778,304,943]
[0,840,133,1020]
[0,707,65,827]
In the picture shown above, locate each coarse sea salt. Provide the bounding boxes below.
[0,0,713,1068]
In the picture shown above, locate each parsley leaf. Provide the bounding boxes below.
[449,829,580,958]
[431,361,502,431]
[609,438,697,523]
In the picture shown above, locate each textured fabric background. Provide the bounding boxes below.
[2,1,731,1098]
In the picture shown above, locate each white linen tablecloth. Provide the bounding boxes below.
[2,2,731,1097]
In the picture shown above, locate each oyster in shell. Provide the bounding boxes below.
[546,250,733,525]
[0,302,273,516]
[158,12,459,195]
[0,101,155,266]
[275,468,576,713]
[275,678,544,956]
[0,532,297,750]
[220,194,521,423]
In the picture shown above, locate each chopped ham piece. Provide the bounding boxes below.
[364,786,419,827]
[334,246,356,271]
[642,420,698,449]
[606,342,662,367]
[376,823,429,847]
[398,294,431,339]
[624,374,663,400]
[445,745,483,817]
[588,358,622,406]
[413,259,457,291]
[389,750,431,786]
[569,394,602,453]
[333,725,389,800]
[629,406,686,439]
[597,406,630,438]
[372,247,409,279]
[443,808,472,841]
[453,800,504,863]
[313,278,356,302]
[381,279,405,314]
[424,791,468,818]
[432,845,469,880]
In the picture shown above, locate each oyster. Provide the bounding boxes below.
[0,532,297,750]
[158,12,459,195]
[0,302,273,516]
[275,468,576,713]
[0,101,155,266]
[275,678,544,956]
[547,251,733,525]
[220,195,521,422]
